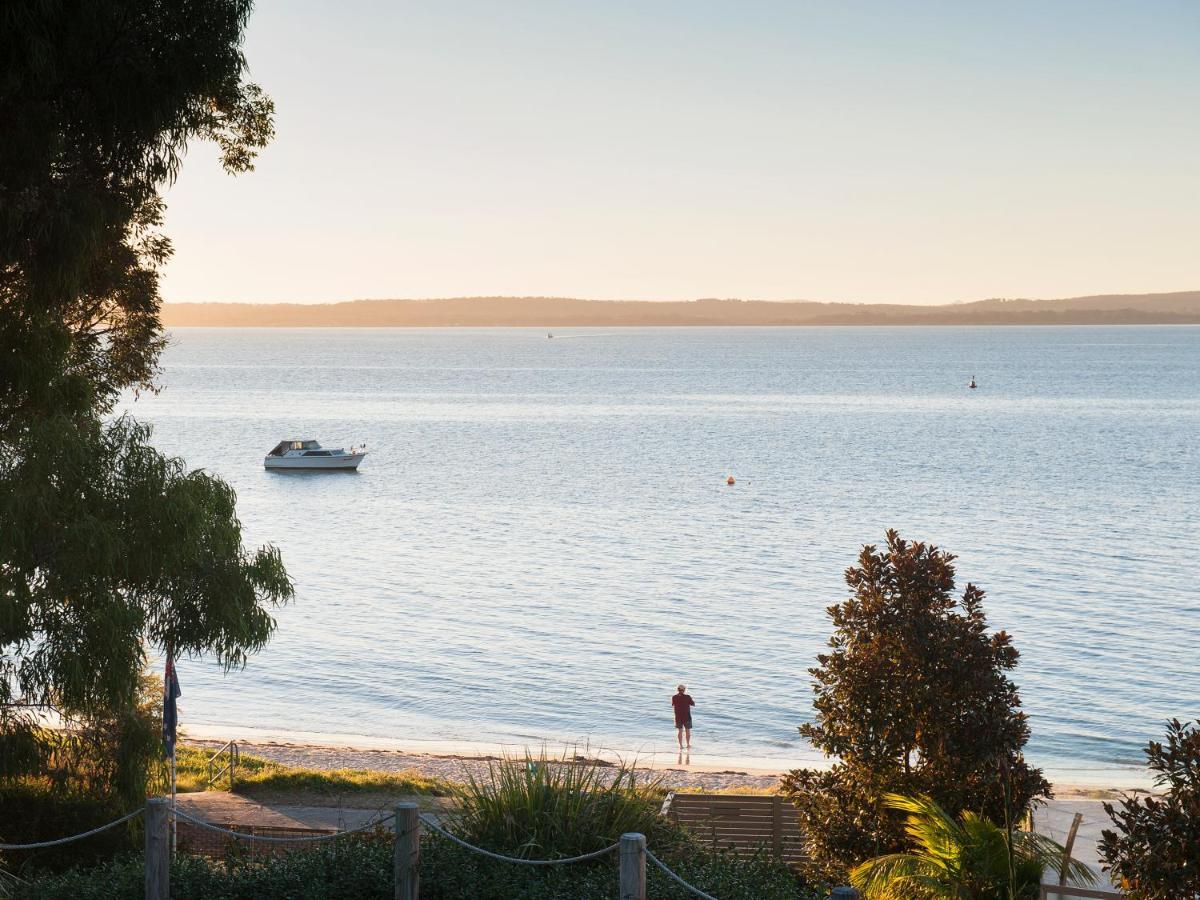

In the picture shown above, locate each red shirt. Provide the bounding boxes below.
[671,692,694,725]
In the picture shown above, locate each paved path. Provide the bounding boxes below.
[1036,799,1119,889]
[175,791,445,832]
[176,792,318,828]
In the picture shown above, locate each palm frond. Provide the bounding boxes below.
[1014,830,1099,886]
[882,793,966,863]
[897,873,970,899]
[860,793,1093,898]
[851,852,953,898]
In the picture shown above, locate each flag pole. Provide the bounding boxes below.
[170,746,177,853]
[164,646,178,854]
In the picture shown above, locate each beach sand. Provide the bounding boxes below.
[182,726,1149,798]
[185,736,783,792]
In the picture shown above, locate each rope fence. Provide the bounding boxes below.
[5,797,871,900]
[413,809,720,899]
[416,812,618,866]
[646,848,719,900]
[0,807,144,851]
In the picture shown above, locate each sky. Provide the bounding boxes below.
[162,1,1200,305]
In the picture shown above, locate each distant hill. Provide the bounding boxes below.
[161,291,1200,327]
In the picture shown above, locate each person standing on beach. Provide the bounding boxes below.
[672,684,695,749]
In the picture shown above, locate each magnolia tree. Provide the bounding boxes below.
[1101,719,1200,899]
[783,531,1050,880]
[0,0,289,808]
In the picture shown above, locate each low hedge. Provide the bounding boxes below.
[15,831,823,899]
[0,785,137,874]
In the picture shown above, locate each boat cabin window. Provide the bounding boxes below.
[303,450,332,456]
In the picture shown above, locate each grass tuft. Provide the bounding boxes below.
[451,748,667,860]
[173,745,455,800]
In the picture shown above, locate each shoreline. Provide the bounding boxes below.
[182,723,1154,797]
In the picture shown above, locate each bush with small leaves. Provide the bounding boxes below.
[13,831,821,900]
[1100,719,1200,899]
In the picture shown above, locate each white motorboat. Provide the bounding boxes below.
[264,439,367,471]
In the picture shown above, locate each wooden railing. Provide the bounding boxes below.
[206,740,239,789]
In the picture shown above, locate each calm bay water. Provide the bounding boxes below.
[130,326,1199,780]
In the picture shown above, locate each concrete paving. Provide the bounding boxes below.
[175,791,318,829]
[174,790,447,832]
[1035,799,1119,890]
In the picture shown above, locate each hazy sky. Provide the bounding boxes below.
[162,1,1200,305]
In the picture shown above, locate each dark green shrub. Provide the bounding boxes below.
[452,750,667,860]
[0,785,137,875]
[12,839,394,900]
[783,531,1049,881]
[1100,719,1200,899]
[420,831,814,899]
[14,831,820,900]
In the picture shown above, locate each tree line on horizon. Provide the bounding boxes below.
[160,291,1200,327]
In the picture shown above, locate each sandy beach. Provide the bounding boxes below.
[185,736,783,792]
[183,726,1150,798]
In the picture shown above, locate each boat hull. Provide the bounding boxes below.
[264,453,366,471]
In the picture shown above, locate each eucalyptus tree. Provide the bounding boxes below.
[0,0,290,801]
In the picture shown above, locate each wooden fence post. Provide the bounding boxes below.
[619,832,646,900]
[394,801,420,900]
[144,797,169,900]
[1059,812,1082,886]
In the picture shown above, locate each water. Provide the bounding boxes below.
[128,326,1199,781]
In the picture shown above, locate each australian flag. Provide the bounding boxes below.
[163,655,182,759]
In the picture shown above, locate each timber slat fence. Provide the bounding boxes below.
[661,791,809,867]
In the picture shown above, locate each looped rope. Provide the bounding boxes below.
[2,804,718,900]
[417,812,619,866]
[173,808,394,843]
[646,848,719,900]
[0,808,144,850]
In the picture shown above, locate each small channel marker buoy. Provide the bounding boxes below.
[968,376,977,389]
[727,475,736,485]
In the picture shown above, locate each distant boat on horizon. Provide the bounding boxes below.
[264,439,367,471]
